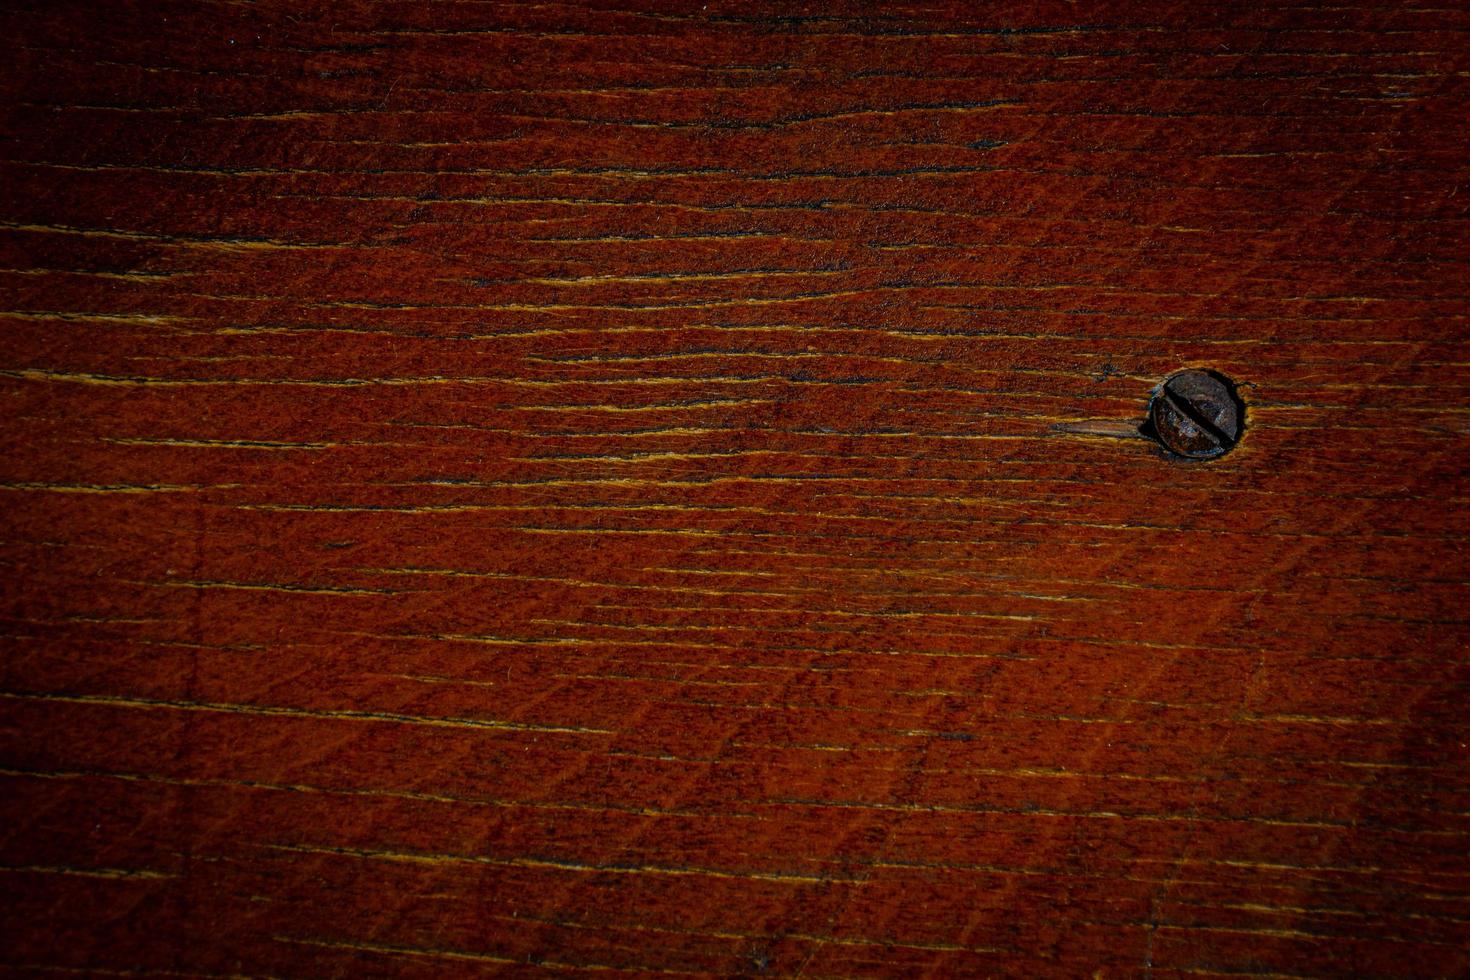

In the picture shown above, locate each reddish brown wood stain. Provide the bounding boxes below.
[2,1,1468,976]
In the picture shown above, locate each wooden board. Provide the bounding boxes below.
[2,1,1468,975]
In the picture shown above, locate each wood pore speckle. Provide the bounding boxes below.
[1,1,1468,977]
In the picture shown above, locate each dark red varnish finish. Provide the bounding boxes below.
[1,2,1468,977]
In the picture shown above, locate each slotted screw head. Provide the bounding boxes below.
[1148,369,1243,459]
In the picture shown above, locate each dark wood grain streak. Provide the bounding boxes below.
[2,1,1468,976]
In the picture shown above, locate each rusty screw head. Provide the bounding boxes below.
[1147,369,1243,459]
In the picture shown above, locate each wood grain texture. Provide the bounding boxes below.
[1,1,1468,976]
